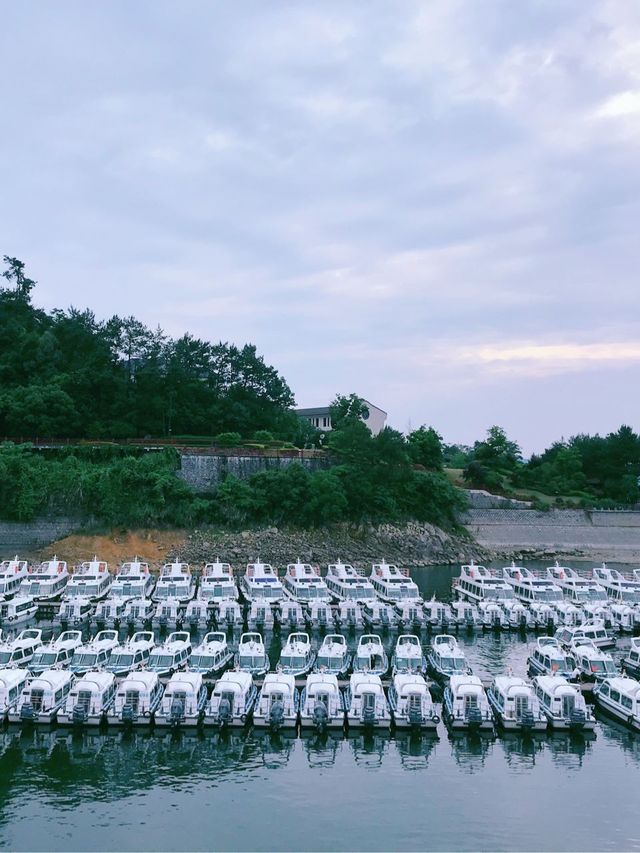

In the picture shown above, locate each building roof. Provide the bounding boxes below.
[295,399,387,417]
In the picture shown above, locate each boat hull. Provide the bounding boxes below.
[543,715,596,732]
[392,716,439,731]
[299,715,345,730]
[346,715,391,730]
[252,716,298,729]
[595,695,640,731]
[57,712,106,727]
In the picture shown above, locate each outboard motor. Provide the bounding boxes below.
[72,704,88,727]
[519,611,528,629]
[121,703,135,727]
[492,611,501,629]
[312,700,329,733]
[19,703,35,724]
[520,709,535,730]
[466,706,483,731]
[217,697,231,729]
[408,705,423,729]
[569,708,586,730]
[362,705,376,729]
[170,698,185,728]
[269,700,285,731]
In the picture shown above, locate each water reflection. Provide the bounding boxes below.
[348,732,390,769]
[500,731,546,769]
[448,731,495,772]
[300,731,343,768]
[394,732,438,770]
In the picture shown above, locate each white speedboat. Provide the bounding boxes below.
[527,637,577,679]
[345,673,391,729]
[92,597,128,628]
[443,675,494,731]
[279,600,305,630]
[582,600,614,630]
[153,561,195,604]
[369,561,422,604]
[57,671,117,726]
[199,560,239,604]
[388,672,439,731]
[105,631,155,677]
[423,597,451,631]
[111,559,155,600]
[593,565,640,620]
[155,671,207,728]
[427,635,470,682]
[19,557,69,602]
[594,677,640,731]
[283,561,331,603]
[0,595,38,626]
[65,558,113,601]
[501,600,535,630]
[9,669,75,724]
[240,561,285,604]
[363,599,397,631]
[204,670,257,728]
[0,557,29,598]
[555,621,615,650]
[487,676,547,731]
[215,598,243,629]
[570,642,617,683]
[334,601,364,630]
[453,562,516,605]
[69,630,119,675]
[123,597,156,628]
[253,673,299,729]
[151,597,185,631]
[501,564,564,627]
[622,637,640,679]
[448,600,482,631]
[395,600,425,630]
[552,600,584,628]
[325,561,376,604]
[315,634,351,677]
[300,673,345,731]
[353,634,389,676]
[109,671,164,726]
[0,629,43,668]
[184,598,211,631]
[528,601,559,632]
[235,632,269,676]
[306,600,333,630]
[391,635,426,675]
[54,597,94,627]
[533,675,596,731]
[30,630,83,674]
[609,602,636,633]
[147,631,192,679]
[546,562,608,608]
[0,668,30,720]
[247,599,275,630]
[189,632,234,677]
[278,632,315,676]
[478,600,509,630]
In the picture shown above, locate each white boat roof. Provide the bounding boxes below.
[283,633,310,652]
[319,635,346,649]
[0,668,29,688]
[166,671,203,690]
[51,631,83,649]
[573,643,611,660]
[30,669,74,689]
[350,672,383,690]
[493,676,532,695]
[262,673,296,692]
[357,634,383,648]
[193,632,227,653]
[117,560,150,576]
[203,561,233,575]
[0,558,27,574]
[535,676,577,696]
[216,670,253,692]
[239,633,264,649]
[5,595,36,607]
[306,673,339,690]
[449,674,483,691]
[75,671,115,691]
[603,677,640,697]
[120,671,159,690]
[396,635,421,649]
[393,672,428,693]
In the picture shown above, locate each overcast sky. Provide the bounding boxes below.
[1,1,639,453]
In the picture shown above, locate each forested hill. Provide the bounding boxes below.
[0,256,300,441]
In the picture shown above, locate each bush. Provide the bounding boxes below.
[214,432,242,447]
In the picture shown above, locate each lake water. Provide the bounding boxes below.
[1,563,640,851]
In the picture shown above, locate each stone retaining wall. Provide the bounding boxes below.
[177,452,330,492]
[0,517,84,554]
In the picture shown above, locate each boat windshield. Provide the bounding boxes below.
[589,590,607,602]
[281,655,305,669]
[345,588,374,600]
[190,654,217,670]
[534,590,562,602]
[200,584,232,599]
[149,654,174,668]
[304,586,326,599]
[395,656,420,671]
[620,590,640,603]
[239,654,265,668]
[483,588,514,600]
[73,653,98,667]
[32,652,58,666]
[67,584,99,597]
[589,660,616,674]
[317,654,343,669]
[0,651,15,664]
[389,587,416,600]
[156,585,189,599]
[109,653,134,668]
[440,656,466,670]
[251,586,281,600]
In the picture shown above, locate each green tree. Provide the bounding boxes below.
[407,426,444,470]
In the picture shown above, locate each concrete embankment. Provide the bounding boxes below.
[463,508,640,563]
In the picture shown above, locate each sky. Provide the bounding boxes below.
[1,1,639,454]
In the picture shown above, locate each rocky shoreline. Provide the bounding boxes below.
[167,521,493,568]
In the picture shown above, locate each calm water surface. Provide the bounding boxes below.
[1,563,640,851]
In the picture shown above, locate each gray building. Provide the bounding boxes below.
[296,400,387,436]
